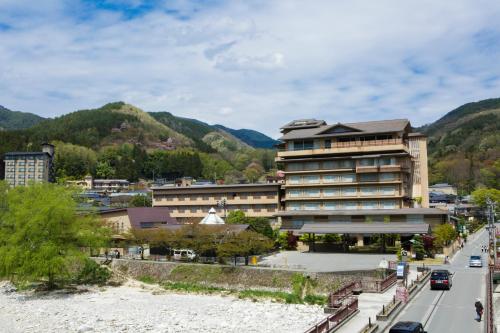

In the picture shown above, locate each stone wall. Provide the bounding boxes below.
[98,258,393,294]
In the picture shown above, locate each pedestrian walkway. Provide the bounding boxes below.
[335,269,418,333]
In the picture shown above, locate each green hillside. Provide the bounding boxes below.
[0,105,45,130]
[214,125,278,149]
[421,98,500,193]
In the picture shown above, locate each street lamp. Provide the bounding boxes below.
[217,198,227,220]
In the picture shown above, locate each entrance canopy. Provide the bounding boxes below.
[297,222,430,235]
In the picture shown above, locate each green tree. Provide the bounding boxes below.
[129,194,152,207]
[95,161,116,179]
[53,141,97,180]
[226,210,246,224]
[0,183,109,289]
[226,210,273,239]
[412,235,425,260]
[471,188,500,208]
[433,224,457,247]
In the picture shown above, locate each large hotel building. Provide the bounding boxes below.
[3,143,55,187]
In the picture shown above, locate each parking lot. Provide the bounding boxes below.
[259,251,397,272]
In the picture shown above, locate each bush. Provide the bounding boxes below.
[75,259,111,285]
[138,275,156,284]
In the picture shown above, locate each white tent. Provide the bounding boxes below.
[200,207,225,225]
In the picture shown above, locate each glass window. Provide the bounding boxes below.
[359,158,376,166]
[324,139,331,149]
[288,163,303,171]
[304,162,319,170]
[304,175,320,184]
[382,200,397,209]
[323,161,339,169]
[305,189,320,197]
[340,160,355,168]
[324,201,341,210]
[323,188,340,197]
[380,186,396,195]
[360,174,377,182]
[361,201,378,209]
[380,173,396,181]
[323,174,339,183]
[379,157,396,166]
[360,187,377,196]
[304,202,320,210]
[288,189,301,198]
[287,203,301,211]
[341,174,356,183]
[288,176,301,184]
[344,201,358,210]
[342,187,357,196]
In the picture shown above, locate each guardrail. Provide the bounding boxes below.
[328,281,359,308]
[305,297,359,333]
[486,266,494,333]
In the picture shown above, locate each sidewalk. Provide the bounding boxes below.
[335,269,418,333]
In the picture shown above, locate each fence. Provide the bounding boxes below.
[360,272,396,293]
[328,281,359,308]
[305,297,359,333]
[486,266,494,333]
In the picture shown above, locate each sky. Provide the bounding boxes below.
[1,0,500,138]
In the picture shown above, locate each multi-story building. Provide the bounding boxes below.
[152,183,281,224]
[92,179,130,193]
[3,143,55,187]
[274,119,447,243]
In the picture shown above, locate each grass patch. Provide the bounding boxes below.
[163,281,225,294]
[137,275,156,284]
[169,265,224,283]
[303,294,327,305]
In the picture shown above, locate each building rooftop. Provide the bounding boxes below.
[296,222,430,235]
[4,152,51,157]
[127,207,177,228]
[278,119,411,141]
[275,208,448,217]
[151,183,281,190]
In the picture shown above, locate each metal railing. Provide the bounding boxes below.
[328,281,359,308]
[305,297,358,333]
[280,138,406,152]
[486,266,494,333]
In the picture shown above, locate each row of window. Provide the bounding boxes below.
[286,200,400,211]
[287,186,398,198]
[6,161,45,166]
[287,172,398,185]
[289,135,396,151]
[7,168,45,172]
[5,174,44,179]
[168,204,277,213]
[156,193,276,201]
[286,158,398,171]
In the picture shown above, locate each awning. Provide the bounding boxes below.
[297,222,430,235]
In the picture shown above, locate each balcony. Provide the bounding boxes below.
[356,166,379,173]
[277,138,408,159]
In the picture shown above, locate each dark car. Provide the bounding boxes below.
[430,269,453,290]
[389,321,427,333]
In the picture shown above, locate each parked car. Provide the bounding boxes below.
[430,269,453,290]
[389,321,427,333]
[469,255,483,268]
[173,249,196,261]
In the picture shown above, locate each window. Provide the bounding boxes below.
[287,203,301,211]
[18,168,25,172]
[288,176,301,184]
[360,174,377,182]
[359,158,376,167]
[287,163,303,171]
[304,189,320,197]
[324,201,341,210]
[379,157,396,166]
[340,160,355,168]
[341,174,356,183]
[361,201,378,209]
[304,175,320,184]
[322,161,336,169]
[380,173,396,181]
[323,174,339,183]
[324,139,331,149]
[292,140,314,151]
[304,202,320,210]
[344,201,358,210]
[288,189,301,198]
[360,187,377,196]
[323,188,340,197]
[342,187,357,196]
[382,200,397,209]
[380,186,396,195]
[304,162,319,170]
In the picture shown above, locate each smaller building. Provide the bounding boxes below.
[429,183,457,196]
[100,207,178,236]
[92,179,130,193]
[3,143,55,187]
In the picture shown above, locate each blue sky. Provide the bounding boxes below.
[1,0,500,137]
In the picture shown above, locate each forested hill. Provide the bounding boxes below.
[214,125,279,149]
[420,98,500,193]
[0,105,45,130]
[0,102,276,183]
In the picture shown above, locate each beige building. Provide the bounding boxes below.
[274,118,447,242]
[3,143,55,187]
[99,207,178,236]
[152,183,281,223]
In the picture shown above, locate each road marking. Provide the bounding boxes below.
[422,290,445,329]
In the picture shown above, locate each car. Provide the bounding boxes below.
[173,249,196,261]
[430,269,453,290]
[469,255,483,268]
[389,321,427,333]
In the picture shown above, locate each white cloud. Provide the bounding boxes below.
[1,0,500,138]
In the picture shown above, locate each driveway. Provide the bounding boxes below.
[259,251,397,272]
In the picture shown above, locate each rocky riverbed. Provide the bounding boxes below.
[0,281,325,333]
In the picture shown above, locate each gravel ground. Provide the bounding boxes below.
[0,281,325,333]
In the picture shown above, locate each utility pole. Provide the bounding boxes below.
[487,198,497,266]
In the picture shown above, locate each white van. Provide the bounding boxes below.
[173,249,196,261]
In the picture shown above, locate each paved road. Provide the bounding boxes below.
[386,227,489,332]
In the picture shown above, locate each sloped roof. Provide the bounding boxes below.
[200,207,225,224]
[127,207,177,229]
[279,119,410,140]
